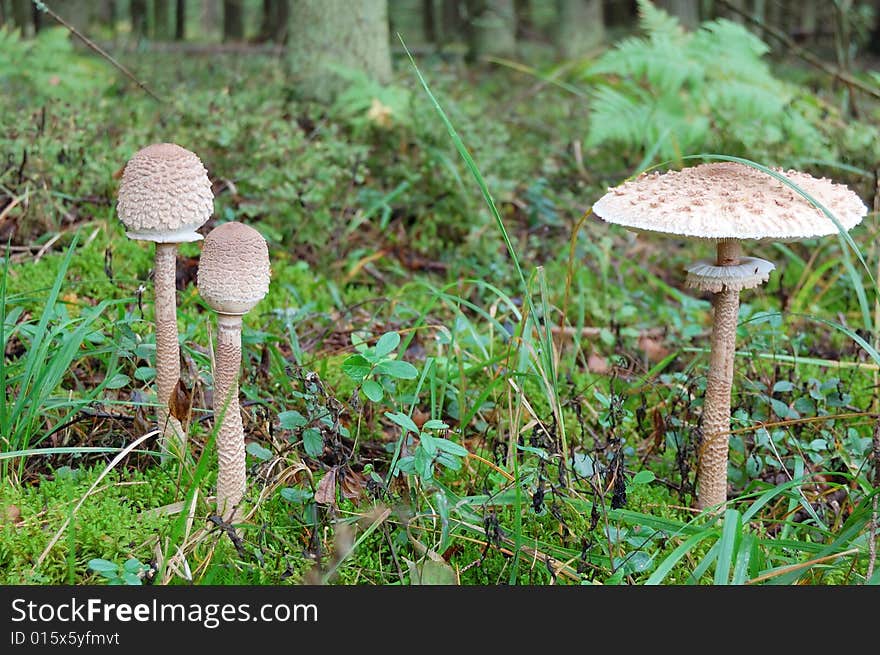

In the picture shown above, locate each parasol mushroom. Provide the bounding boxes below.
[197,221,270,521]
[117,143,214,459]
[592,162,867,510]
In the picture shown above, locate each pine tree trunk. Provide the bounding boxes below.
[153,0,171,39]
[656,0,699,30]
[465,0,517,62]
[131,0,148,38]
[603,0,637,28]
[423,0,437,42]
[223,0,244,42]
[175,0,186,40]
[11,0,30,34]
[554,0,604,59]
[287,0,392,102]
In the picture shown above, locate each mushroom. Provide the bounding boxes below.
[196,221,270,521]
[117,143,214,459]
[592,162,867,510]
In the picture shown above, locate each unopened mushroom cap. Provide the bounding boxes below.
[117,143,214,243]
[197,222,270,315]
[592,162,867,241]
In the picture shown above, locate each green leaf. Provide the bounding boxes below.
[342,354,372,381]
[422,419,448,430]
[246,442,273,461]
[302,427,323,458]
[280,487,314,504]
[435,438,468,457]
[407,558,458,585]
[121,571,143,585]
[103,373,130,389]
[714,509,741,585]
[420,433,437,457]
[375,359,418,379]
[385,411,419,434]
[631,470,655,486]
[123,558,145,574]
[87,558,118,574]
[134,366,155,382]
[362,379,384,403]
[279,410,308,429]
[374,331,400,358]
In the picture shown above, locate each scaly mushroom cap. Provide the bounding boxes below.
[592,162,867,241]
[197,222,270,315]
[117,143,214,243]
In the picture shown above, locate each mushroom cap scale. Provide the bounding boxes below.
[592,162,867,241]
[117,143,214,243]
[197,222,271,316]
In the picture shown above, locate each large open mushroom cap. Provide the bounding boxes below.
[117,143,214,243]
[592,162,867,241]
[197,222,270,316]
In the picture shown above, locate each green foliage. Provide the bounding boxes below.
[583,0,872,164]
[87,557,152,585]
[0,26,112,103]
[0,236,126,480]
[342,331,418,403]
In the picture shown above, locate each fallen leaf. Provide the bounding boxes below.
[314,467,338,506]
[587,351,610,374]
[340,467,366,503]
[2,505,22,527]
[168,378,192,424]
[638,334,670,363]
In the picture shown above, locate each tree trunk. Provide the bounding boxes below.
[440,0,463,44]
[514,0,531,38]
[287,0,392,102]
[175,0,186,40]
[153,0,171,39]
[257,0,290,41]
[223,0,244,41]
[602,0,636,28]
[11,0,30,34]
[465,0,517,62]
[131,0,148,39]
[423,0,437,42]
[656,0,699,30]
[554,0,604,60]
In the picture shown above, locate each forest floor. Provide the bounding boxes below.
[1,25,880,585]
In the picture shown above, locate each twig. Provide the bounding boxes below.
[716,0,880,102]
[31,1,163,103]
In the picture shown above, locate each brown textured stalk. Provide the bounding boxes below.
[697,240,741,510]
[154,243,185,458]
[214,314,246,521]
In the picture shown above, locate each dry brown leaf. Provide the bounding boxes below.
[168,378,193,424]
[587,351,611,374]
[340,467,366,504]
[314,467,338,506]
[2,504,22,527]
[638,333,670,363]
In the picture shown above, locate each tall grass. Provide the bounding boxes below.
[1,233,126,481]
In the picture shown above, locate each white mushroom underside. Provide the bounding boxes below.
[592,162,868,241]
[685,257,776,292]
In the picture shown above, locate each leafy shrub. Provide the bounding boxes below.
[582,0,876,165]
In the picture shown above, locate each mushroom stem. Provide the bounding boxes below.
[696,239,743,510]
[213,313,246,521]
[154,242,185,459]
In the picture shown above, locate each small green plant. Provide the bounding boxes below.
[87,557,152,585]
[386,412,468,483]
[342,331,418,403]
